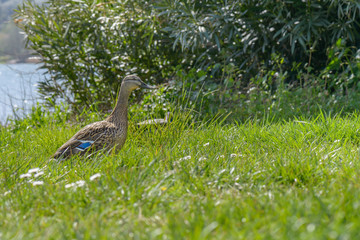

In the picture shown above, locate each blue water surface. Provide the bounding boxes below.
[0,63,47,124]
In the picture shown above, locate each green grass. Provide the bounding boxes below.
[1,111,360,239]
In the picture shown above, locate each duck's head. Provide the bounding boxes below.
[122,75,156,91]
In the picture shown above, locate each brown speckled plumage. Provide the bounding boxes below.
[52,75,156,160]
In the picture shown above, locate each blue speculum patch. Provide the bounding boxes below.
[77,142,92,150]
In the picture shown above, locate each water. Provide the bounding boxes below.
[0,63,47,124]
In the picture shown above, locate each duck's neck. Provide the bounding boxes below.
[106,85,131,124]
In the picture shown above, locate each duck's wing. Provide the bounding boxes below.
[52,121,117,159]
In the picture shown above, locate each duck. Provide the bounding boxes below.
[52,75,156,160]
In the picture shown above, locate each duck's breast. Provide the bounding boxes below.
[113,122,128,150]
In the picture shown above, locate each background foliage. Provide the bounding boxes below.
[15,0,360,119]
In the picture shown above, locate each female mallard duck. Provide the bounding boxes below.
[52,75,156,160]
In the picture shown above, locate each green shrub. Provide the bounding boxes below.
[15,0,360,117]
[15,0,176,112]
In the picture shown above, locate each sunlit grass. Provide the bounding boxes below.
[1,111,360,239]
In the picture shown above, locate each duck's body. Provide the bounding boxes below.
[52,75,155,160]
[52,120,126,159]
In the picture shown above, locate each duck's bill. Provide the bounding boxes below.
[141,82,157,89]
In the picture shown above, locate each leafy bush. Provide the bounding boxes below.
[15,0,360,117]
[16,0,176,112]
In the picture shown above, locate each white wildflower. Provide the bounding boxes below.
[74,180,85,187]
[4,191,11,196]
[20,173,32,179]
[203,142,210,147]
[28,168,40,174]
[32,181,44,186]
[65,180,86,189]
[173,155,191,167]
[198,156,207,161]
[307,223,316,232]
[34,171,44,178]
[179,155,191,161]
[90,173,101,181]
[230,154,237,158]
[65,183,76,189]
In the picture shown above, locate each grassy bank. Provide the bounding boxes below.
[1,111,360,239]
